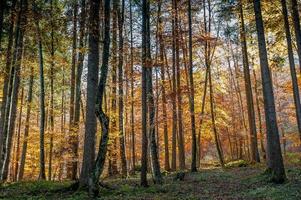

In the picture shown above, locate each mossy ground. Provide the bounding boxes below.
[0,164,300,199]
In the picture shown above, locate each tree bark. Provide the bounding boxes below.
[281,0,301,140]
[253,0,286,183]
[117,0,127,177]
[88,0,111,196]
[239,0,260,162]
[79,0,100,187]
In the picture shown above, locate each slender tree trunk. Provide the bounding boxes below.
[18,66,34,180]
[157,0,170,172]
[253,69,266,160]
[110,0,119,175]
[239,0,260,162]
[72,0,86,181]
[290,0,301,75]
[14,87,24,181]
[68,2,78,179]
[129,0,136,174]
[253,0,286,183]
[0,1,17,163]
[1,0,27,180]
[0,0,6,48]
[173,0,185,170]
[117,0,127,177]
[281,0,301,140]
[187,0,197,172]
[33,2,46,180]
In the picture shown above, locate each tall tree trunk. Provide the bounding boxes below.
[281,0,301,140]
[88,0,111,196]
[79,0,100,187]
[187,0,197,172]
[110,0,119,175]
[253,69,266,160]
[72,0,86,181]
[14,87,24,181]
[33,1,46,180]
[117,0,127,177]
[239,0,260,162]
[0,1,17,163]
[253,0,286,183]
[173,0,185,170]
[129,0,136,174]
[157,0,170,172]
[290,0,301,74]
[68,2,78,179]
[1,0,27,181]
[0,0,6,48]
[171,0,177,171]
[18,66,34,180]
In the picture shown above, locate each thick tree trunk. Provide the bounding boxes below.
[239,0,260,163]
[253,0,286,183]
[88,0,111,196]
[79,0,100,187]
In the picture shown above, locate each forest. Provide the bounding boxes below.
[0,0,301,199]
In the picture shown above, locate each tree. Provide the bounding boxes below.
[290,0,301,75]
[79,0,100,187]
[33,1,46,180]
[72,0,86,180]
[88,0,111,195]
[187,0,197,172]
[253,0,286,183]
[117,0,127,177]
[68,1,78,180]
[18,65,34,180]
[238,0,260,162]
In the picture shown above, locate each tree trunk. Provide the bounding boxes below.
[253,0,286,183]
[129,0,136,174]
[68,2,78,180]
[88,0,111,196]
[290,0,301,75]
[14,87,24,181]
[253,69,266,160]
[157,0,170,172]
[239,0,260,163]
[1,0,27,181]
[79,0,100,187]
[33,2,46,180]
[117,0,127,177]
[173,0,185,170]
[187,0,197,172]
[281,0,301,140]
[18,65,34,180]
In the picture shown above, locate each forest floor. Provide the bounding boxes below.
[0,162,300,200]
